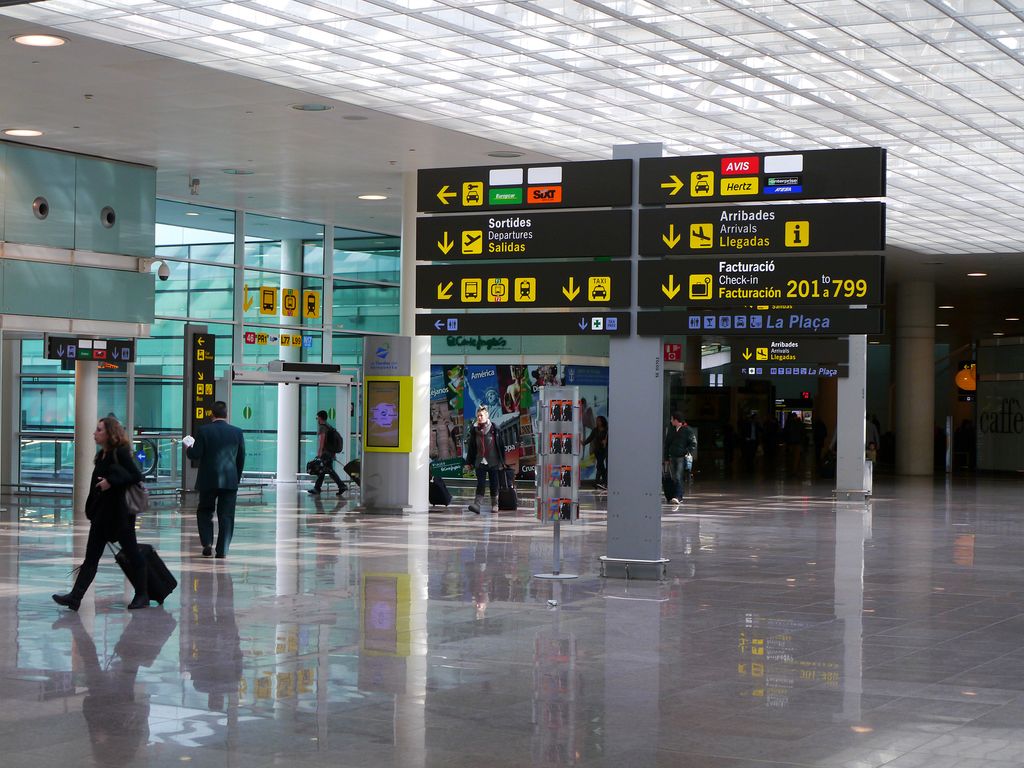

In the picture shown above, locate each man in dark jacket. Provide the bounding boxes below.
[663,411,697,503]
[185,401,245,558]
[465,405,502,514]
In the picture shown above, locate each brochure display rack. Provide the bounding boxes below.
[534,385,580,580]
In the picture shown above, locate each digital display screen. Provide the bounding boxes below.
[366,379,401,448]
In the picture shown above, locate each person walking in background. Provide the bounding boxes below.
[663,412,697,504]
[184,401,245,559]
[52,416,149,611]
[309,410,347,495]
[582,415,609,490]
[465,404,502,514]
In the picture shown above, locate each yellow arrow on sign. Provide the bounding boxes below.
[437,232,454,255]
[437,281,453,300]
[742,348,752,360]
[436,185,457,205]
[662,224,681,249]
[660,175,684,195]
[243,284,254,312]
[562,277,580,301]
[661,274,681,299]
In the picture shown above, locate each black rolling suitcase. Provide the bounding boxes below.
[428,474,452,507]
[497,467,518,511]
[113,543,178,605]
[662,470,677,502]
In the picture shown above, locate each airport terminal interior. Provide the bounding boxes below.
[2,1,1024,766]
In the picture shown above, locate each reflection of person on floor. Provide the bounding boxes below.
[185,568,243,712]
[54,609,176,767]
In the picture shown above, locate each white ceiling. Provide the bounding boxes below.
[1,0,1023,339]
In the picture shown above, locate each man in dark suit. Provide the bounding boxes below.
[185,400,245,559]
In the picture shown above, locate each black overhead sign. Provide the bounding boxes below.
[637,254,883,307]
[416,209,631,261]
[637,307,883,337]
[416,261,631,309]
[730,337,850,366]
[639,147,886,206]
[736,364,849,379]
[416,311,630,337]
[190,333,215,434]
[639,202,884,256]
[417,159,632,213]
[46,336,135,363]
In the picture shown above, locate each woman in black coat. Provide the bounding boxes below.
[52,416,149,611]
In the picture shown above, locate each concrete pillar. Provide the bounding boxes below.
[895,281,935,475]
[402,170,429,512]
[836,335,867,497]
[73,360,99,519]
[276,239,302,484]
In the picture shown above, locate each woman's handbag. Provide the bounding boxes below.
[124,482,150,515]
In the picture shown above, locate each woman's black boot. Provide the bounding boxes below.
[52,592,82,611]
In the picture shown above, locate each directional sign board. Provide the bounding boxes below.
[639,202,884,256]
[737,364,849,378]
[46,335,135,363]
[190,333,215,433]
[638,254,883,307]
[417,312,630,337]
[416,261,631,309]
[639,147,886,205]
[418,159,632,213]
[417,210,631,261]
[637,307,883,336]
[731,338,850,366]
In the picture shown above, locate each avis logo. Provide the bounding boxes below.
[375,344,390,360]
[725,161,751,172]
[721,156,760,175]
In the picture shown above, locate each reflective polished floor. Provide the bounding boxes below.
[4,475,1024,767]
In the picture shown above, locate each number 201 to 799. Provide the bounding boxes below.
[786,279,868,299]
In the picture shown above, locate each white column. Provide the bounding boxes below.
[73,361,99,519]
[895,281,935,476]
[276,239,302,484]
[402,170,429,512]
[836,335,867,497]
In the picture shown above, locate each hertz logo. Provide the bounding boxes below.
[527,185,562,203]
[721,177,760,195]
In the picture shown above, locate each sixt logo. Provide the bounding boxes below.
[527,186,562,203]
[375,344,390,360]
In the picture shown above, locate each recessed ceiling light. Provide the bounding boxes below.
[358,194,388,201]
[12,34,66,47]
[290,103,333,112]
[938,305,954,309]
[967,272,987,277]
[222,168,254,175]
[936,323,949,327]
[993,331,1005,336]
[184,212,200,216]
[869,341,880,344]
[1006,317,1020,321]
[488,150,524,158]
[342,115,367,121]
[3,128,42,137]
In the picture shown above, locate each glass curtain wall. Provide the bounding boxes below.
[16,200,400,485]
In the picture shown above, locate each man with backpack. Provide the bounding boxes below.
[309,410,347,496]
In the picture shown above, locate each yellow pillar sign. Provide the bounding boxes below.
[514,277,536,302]
[302,290,320,319]
[785,221,810,247]
[487,278,508,303]
[461,278,482,302]
[259,286,278,315]
[588,276,611,302]
[281,288,299,317]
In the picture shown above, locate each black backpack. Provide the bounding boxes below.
[324,425,343,454]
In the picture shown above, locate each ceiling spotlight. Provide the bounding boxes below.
[938,305,954,309]
[3,128,43,137]
[993,331,1005,336]
[488,150,525,158]
[358,194,388,200]
[936,323,949,327]
[290,103,333,112]
[12,34,66,47]
[967,272,987,277]
[185,211,200,216]
[1006,317,1020,321]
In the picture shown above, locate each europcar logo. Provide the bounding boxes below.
[375,344,390,360]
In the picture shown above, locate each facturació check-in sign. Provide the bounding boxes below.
[637,254,883,307]
[416,209,631,261]
[639,202,884,256]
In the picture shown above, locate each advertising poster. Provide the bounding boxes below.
[563,365,609,481]
[430,365,465,477]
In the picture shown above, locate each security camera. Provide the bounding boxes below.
[157,262,171,281]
